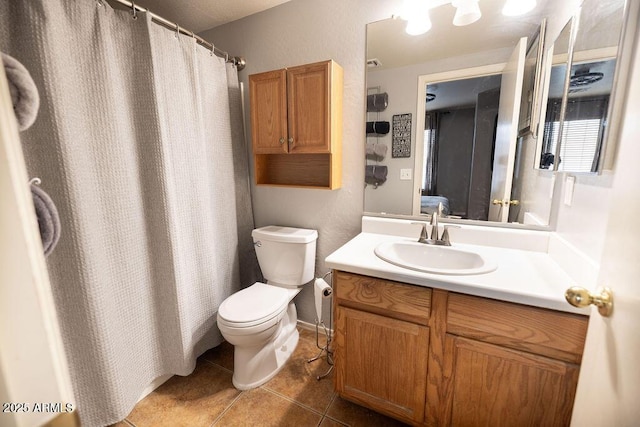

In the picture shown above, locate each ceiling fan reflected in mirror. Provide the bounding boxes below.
[569,67,604,94]
[570,67,604,87]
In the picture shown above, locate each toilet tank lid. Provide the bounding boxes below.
[252,226,318,243]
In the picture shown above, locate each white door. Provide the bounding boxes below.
[569,25,640,425]
[0,45,75,427]
[488,37,527,222]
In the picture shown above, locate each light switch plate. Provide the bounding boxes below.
[400,168,412,180]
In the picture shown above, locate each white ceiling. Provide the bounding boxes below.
[367,0,554,70]
[133,0,293,33]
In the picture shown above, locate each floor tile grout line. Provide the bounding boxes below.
[322,392,338,417]
[259,386,327,417]
[323,414,351,426]
[200,357,233,374]
[208,389,245,427]
[319,393,353,427]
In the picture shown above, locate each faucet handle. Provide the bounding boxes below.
[429,211,438,225]
[411,222,429,243]
[440,225,460,246]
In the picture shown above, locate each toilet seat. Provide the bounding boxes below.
[218,282,290,329]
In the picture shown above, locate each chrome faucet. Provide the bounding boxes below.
[429,208,440,240]
[412,203,460,246]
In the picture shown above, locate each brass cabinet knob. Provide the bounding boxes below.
[509,199,520,206]
[279,137,285,145]
[492,199,504,206]
[565,286,613,317]
[288,137,294,144]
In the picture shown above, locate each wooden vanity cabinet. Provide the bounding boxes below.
[249,60,342,189]
[333,271,432,425]
[332,271,589,427]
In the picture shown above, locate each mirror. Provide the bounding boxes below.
[537,18,575,171]
[518,20,546,137]
[363,0,633,227]
[364,0,552,225]
[537,0,627,173]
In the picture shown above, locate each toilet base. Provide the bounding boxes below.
[231,303,299,390]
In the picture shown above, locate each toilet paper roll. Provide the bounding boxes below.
[314,278,333,323]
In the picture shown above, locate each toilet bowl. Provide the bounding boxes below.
[216,226,318,390]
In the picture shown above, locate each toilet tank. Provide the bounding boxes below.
[252,226,318,288]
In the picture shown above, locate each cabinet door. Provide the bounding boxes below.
[249,69,288,154]
[335,306,429,424]
[286,62,331,153]
[442,336,579,427]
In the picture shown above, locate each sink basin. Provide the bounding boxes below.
[374,241,497,275]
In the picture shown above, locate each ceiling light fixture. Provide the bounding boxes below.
[452,0,481,26]
[402,0,433,36]
[401,0,537,36]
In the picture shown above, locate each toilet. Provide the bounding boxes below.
[217,225,318,390]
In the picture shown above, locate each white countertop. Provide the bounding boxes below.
[325,232,589,315]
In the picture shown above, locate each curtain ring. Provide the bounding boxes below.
[96,0,104,7]
[29,177,41,186]
[175,23,180,38]
[131,0,138,20]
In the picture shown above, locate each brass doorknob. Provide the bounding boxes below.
[565,286,613,317]
[492,199,520,207]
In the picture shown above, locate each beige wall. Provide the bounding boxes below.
[201,0,622,322]
[200,0,404,323]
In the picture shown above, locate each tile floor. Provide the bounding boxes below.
[114,328,408,427]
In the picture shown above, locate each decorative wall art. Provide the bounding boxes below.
[392,113,412,158]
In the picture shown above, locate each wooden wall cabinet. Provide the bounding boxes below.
[249,60,343,189]
[333,271,589,427]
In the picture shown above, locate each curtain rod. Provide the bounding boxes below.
[105,0,246,71]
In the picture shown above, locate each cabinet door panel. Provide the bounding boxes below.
[335,306,429,424]
[250,69,288,154]
[287,63,330,153]
[447,336,579,427]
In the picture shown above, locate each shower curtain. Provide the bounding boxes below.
[0,1,257,425]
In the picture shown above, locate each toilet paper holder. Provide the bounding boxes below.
[307,271,334,380]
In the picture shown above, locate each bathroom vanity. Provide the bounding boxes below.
[326,218,590,426]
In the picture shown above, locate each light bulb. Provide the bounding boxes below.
[406,16,432,35]
[402,0,432,35]
[502,0,536,16]
[452,0,482,26]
